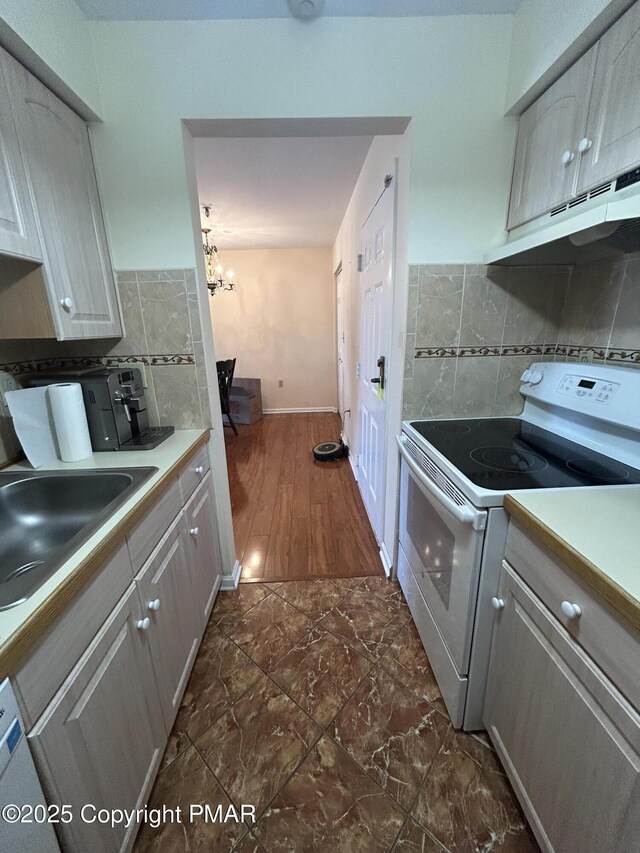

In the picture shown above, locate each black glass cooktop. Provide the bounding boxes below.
[409,417,640,492]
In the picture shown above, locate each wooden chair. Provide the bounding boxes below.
[216,358,238,435]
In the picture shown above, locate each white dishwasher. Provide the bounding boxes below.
[0,678,60,852]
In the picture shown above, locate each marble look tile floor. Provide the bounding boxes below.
[133,577,539,853]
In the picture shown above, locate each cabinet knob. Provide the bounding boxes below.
[195,465,205,475]
[491,597,505,610]
[148,599,161,611]
[578,138,593,154]
[561,150,575,166]
[561,600,582,619]
[136,617,151,630]
[60,297,74,311]
[190,526,199,537]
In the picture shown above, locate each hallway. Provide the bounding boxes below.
[225,412,383,583]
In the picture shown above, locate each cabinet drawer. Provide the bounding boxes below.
[13,540,133,729]
[178,442,210,503]
[485,561,640,853]
[505,521,640,710]
[127,476,181,571]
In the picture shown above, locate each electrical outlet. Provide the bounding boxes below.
[0,371,20,411]
[278,379,284,388]
[118,362,148,388]
[579,351,594,364]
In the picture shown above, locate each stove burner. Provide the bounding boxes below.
[431,422,472,434]
[566,457,630,482]
[470,446,549,473]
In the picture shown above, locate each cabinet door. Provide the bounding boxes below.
[507,46,596,229]
[185,471,222,629]
[3,53,122,339]
[0,50,42,260]
[135,514,201,732]
[484,562,640,853]
[578,1,640,192]
[28,584,165,853]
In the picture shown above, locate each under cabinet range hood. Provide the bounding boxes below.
[485,167,640,266]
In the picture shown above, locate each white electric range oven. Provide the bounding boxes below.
[397,361,640,730]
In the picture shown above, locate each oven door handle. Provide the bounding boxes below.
[397,435,487,531]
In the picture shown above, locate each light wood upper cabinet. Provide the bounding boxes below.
[0,56,42,261]
[28,585,165,853]
[0,48,122,340]
[507,47,597,229]
[484,562,640,853]
[577,0,640,192]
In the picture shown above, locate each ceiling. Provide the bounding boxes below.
[194,135,373,250]
[74,0,521,21]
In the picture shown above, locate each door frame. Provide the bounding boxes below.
[335,263,345,424]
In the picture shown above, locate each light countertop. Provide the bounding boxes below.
[0,428,209,675]
[505,486,640,633]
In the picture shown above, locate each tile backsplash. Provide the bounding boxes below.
[0,268,211,466]
[403,254,640,420]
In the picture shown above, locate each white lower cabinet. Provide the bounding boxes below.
[484,561,640,853]
[135,514,201,732]
[185,472,223,630]
[28,585,166,853]
[17,440,221,853]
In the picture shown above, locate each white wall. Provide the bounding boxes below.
[0,0,101,116]
[83,15,514,269]
[506,0,634,112]
[209,248,337,412]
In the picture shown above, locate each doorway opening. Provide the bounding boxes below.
[183,117,411,586]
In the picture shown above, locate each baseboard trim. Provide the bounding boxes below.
[263,407,338,414]
[380,542,393,579]
[221,560,242,590]
[348,453,359,482]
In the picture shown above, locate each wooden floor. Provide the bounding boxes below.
[224,412,384,584]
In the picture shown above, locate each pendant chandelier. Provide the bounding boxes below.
[201,206,235,296]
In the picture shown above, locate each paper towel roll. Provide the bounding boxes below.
[48,383,93,463]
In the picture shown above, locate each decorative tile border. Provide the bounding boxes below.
[603,349,640,364]
[415,344,545,359]
[0,354,196,377]
[0,361,36,376]
[413,343,640,365]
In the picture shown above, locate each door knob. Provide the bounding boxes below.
[491,597,505,610]
[136,617,151,631]
[561,601,582,619]
[561,150,575,166]
[371,377,381,384]
[578,138,592,153]
[189,526,199,537]
[148,599,161,611]
[60,297,74,311]
[195,465,204,475]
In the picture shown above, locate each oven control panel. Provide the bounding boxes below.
[520,361,640,433]
[556,374,620,404]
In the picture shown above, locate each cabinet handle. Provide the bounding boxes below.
[561,150,575,166]
[60,297,74,312]
[561,601,582,619]
[195,465,204,475]
[578,138,593,154]
[148,599,161,611]
[136,617,151,630]
[190,526,199,537]
[491,597,505,610]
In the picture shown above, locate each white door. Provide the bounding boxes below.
[336,269,345,419]
[358,179,395,542]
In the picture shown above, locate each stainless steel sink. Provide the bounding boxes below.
[0,467,157,611]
